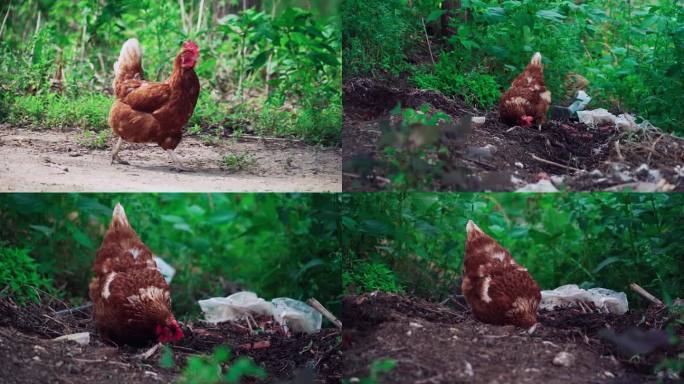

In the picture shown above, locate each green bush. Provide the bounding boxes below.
[177,346,266,384]
[0,246,55,304]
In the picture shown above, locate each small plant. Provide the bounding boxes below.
[177,346,266,384]
[77,129,110,149]
[220,152,257,172]
[343,261,404,294]
[0,246,54,304]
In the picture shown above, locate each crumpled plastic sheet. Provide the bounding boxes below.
[198,292,322,334]
[540,284,628,314]
[153,256,175,283]
[272,297,322,334]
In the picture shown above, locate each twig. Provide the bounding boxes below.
[506,125,521,133]
[307,298,342,329]
[73,358,106,363]
[614,140,624,161]
[420,18,436,66]
[629,283,663,306]
[54,303,92,316]
[343,172,391,186]
[0,2,11,41]
[229,134,302,143]
[529,153,584,172]
[646,134,664,165]
[133,342,162,360]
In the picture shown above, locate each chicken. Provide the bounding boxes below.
[498,52,551,130]
[108,39,200,171]
[461,220,541,327]
[89,203,183,346]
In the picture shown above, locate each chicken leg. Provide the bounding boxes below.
[111,137,130,165]
[166,149,192,172]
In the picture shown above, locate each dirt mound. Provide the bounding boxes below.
[342,292,681,384]
[343,78,684,191]
[0,296,341,383]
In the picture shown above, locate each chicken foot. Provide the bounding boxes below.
[166,149,192,172]
[110,137,130,165]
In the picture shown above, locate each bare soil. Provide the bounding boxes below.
[342,292,682,384]
[342,78,684,191]
[0,295,341,384]
[0,125,341,192]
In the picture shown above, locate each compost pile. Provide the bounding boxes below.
[343,78,684,191]
[0,295,341,384]
[342,292,682,384]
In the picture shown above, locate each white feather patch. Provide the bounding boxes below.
[129,247,141,259]
[113,38,142,77]
[127,286,168,305]
[102,272,117,299]
[490,251,506,261]
[481,276,492,303]
[505,97,530,106]
[541,91,552,103]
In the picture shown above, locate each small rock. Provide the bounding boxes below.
[55,360,64,368]
[553,351,575,367]
[33,345,46,353]
[472,116,486,125]
[604,371,615,378]
[515,162,524,169]
[409,322,423,329]
[589,169,603,177]
[464,361,474,377]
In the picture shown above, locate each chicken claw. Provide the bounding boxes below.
[111,137,130,165]
[166,149,193,172]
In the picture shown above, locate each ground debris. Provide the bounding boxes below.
[343,78,684,191]
[343,292,681,384]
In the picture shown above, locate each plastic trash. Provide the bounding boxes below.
[568,90,592,114]
[153,256,175,283]
[272,298,322,334]
[515,179,559,193]
[53,332,90,346]
[198,291,275,324]
[577,108,617,126]
[540,284,628,314]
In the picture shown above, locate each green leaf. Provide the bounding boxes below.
[425,10,446,24]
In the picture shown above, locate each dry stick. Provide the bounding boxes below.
[529,153,584,172]
[629,283,663,306]
[646,134,664,166]
[229,133,302,143]
[343,172,391,186]
[615,140,624,161]
[307,298,342,329]
[420,18,436,66]
[196,0,205,33]
[54,303,93,316]
[0,3,11,41]
[134,342,162,360]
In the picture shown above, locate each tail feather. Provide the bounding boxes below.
[530,52,542,67]
[113,38,142,77]
[111,203,130,229]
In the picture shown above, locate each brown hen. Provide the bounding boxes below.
[89,203,183,346]
[461,220,541,327]
[499,52,551,130]
[108,39,200,171]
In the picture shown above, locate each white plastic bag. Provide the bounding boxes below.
[153,256,175,283]
[198,291,275,324]
[540,284,628,314]
[272,298,322,334]
[577,108,617,126]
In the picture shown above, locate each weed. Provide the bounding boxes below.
[220,152,257,172]
[0,246,54,305]
[77,129,110,150]
[177,346,266,384]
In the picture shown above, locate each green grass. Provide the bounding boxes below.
[0,246,55,305]
[6,94,111,130]
[220,152,257,172]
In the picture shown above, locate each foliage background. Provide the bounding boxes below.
[343,0,684,135]
[0,0,341,145]
[0,193,341,318]
[341,193,684,308]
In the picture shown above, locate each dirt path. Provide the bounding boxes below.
[342,292,681,384]
[0,125,341,192]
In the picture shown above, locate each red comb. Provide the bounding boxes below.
[183,40,199,52]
